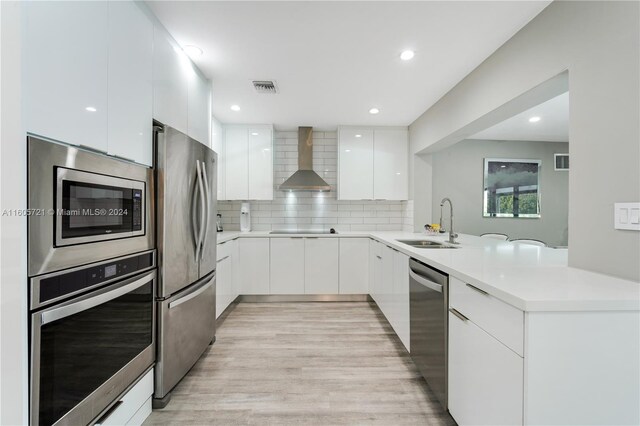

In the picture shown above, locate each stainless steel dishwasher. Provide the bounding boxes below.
[409,258,448,410]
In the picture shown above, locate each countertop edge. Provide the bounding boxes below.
[216,231,640,312]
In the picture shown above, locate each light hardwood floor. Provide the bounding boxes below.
[145,302,456,425]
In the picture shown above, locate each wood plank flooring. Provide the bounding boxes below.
[145,302,456,425]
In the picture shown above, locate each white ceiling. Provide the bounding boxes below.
[147,1,551,131]
[471,92,569,142]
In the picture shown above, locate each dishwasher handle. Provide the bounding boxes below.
[409,268,443,293]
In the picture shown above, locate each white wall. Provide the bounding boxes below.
[432,139,569,247]
[0,2,28,424]
[218,130,413,232]
[410,1,640,281]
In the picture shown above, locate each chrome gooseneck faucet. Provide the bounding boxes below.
[439,197,458,244]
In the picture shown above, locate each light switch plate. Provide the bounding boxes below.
[615,202,640,230]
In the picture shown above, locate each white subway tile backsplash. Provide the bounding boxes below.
[218,130,413,231]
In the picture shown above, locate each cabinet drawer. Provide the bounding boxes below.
[449,276,524,356]
[217,238,234,261]
[95,369,153,426]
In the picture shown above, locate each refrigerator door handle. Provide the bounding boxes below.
[168,273,215,309]
[200,162,211,261]
[194,160,206,261]
[191,161,200,258]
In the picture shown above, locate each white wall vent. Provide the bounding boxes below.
[252,80,278,94]
[554,153,569,171]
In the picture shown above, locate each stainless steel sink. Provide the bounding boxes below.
[396,239,458,249]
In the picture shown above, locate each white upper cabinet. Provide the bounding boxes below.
[211,117,225,200]
[24,1,109,151]
[153,17,210,146]
[248,127,274,200]
[224,126,249,200]
[373,129,408,200]
[338,128,374,200]
[221,124,273,201]
[338,127,408,200]
[152,25,188,135]
[24,1,212,168]
[107,1,153,166]
[188,70,211,146]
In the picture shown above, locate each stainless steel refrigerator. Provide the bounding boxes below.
[153,122,217,406]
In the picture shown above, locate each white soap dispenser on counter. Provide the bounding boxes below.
[240,202,251,232]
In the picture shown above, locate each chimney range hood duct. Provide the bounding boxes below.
[279,127,331,192]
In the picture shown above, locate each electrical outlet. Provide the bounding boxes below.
[615,203,640,230]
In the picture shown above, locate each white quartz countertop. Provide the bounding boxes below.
[216,230,640,312]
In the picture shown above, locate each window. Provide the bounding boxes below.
[483,159,541,218]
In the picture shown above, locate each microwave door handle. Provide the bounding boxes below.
[200,162,211,260]
[40,271,155,325]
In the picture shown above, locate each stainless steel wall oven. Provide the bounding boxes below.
[30,251,156,426]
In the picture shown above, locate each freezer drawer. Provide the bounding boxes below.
[155,272,216,399]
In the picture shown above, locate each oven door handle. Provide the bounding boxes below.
[40,271,155,325]
[199,162,211,260]
[409,268,443,293]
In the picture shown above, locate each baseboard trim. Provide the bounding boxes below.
[237,294,371,303]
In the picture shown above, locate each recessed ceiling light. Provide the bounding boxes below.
[85,106,97,112]
[355,134,362,138]
[529,116,541,123]
[230,105,240,111]
[369,108,380,115]
[251,132,259,136]
[400,50,415,61]
[183,45,203,57]
[345,149,351,153]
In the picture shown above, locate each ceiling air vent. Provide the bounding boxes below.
[252,80,278,94]
[554,153,569,171]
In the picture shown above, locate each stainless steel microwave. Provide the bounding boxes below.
[54,167,145,246]
[28,136,154,276]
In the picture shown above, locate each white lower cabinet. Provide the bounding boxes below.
[369,240,383,304]
[270,238,305,294]
[305,238,339,294]
[379,245,395,322]
[216,253,231,318]
[448,310,524,426]
[238,238,270,294]
[392,250,410,350]
[339,238,369,294]
[216,238,238,318]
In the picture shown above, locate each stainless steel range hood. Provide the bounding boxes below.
[279,127,331,192]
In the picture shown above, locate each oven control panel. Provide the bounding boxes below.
[34,251,155,308]
[132,189,143,231]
